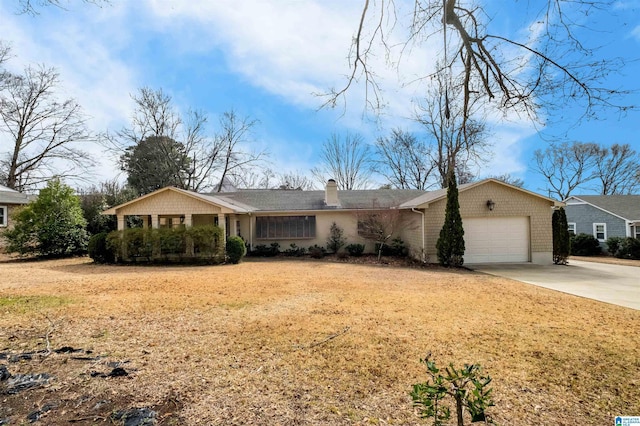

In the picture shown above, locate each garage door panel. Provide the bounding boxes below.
[463,217,529,263]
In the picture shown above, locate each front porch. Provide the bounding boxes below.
[116,212,240,242]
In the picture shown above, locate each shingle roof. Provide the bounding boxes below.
[571,195,640,221]
[0,185,33,205]
[216,189,426,211]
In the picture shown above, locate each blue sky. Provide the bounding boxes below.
[1,0,639,196]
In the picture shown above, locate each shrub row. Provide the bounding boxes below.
[570,233,640,260]
[249,239,408,259]
[88,225,236,264]
[606,236,640,260]
[570,233,601,256]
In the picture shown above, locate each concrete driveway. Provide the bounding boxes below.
[471,259,640,310]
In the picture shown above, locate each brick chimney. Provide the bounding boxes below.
[325,179,339,207]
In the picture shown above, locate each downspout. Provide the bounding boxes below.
[412,208,426,263]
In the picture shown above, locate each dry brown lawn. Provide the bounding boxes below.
[570,255,640,267]
[0,256,638,425]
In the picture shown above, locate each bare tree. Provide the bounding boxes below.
[227,168,274,189]
[533,141,601,200]
[356,208,403,261]
[107,87,204,193]
[106,88,267,193]
[593,144,640,195]
[117,87,182,144]
[312,133,373,190]
[16,0,108,15]
[374,129,435,190]
[276,171,316,190]
[0,42,10,88]
[213,110,267,192]
[0,64,93,192]
[534,141,640,198]
[324,1,633,130]
[487,173,524,188]
[415,70,490,188]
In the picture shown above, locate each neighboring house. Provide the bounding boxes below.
[564,195,640,251]
[0,185,33,230]
[103,178,560,264]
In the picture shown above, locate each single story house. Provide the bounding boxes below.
[103,178,560,264]
[564,195,640,250]
[0,185,33,230]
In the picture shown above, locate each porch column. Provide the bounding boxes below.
[151,214,159,229]
[229,214,237,236]
[184,214,194,255]
[142,215,149,229]
[116,214,127,261]
[218,213,227,247]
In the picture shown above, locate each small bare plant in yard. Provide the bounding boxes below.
[356,208,403,261]
[411,355,494,426]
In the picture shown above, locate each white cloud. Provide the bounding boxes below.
[142,0,442,122]
[0,1,540,188]
[0,2,142,185]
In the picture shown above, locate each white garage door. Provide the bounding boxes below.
[463,217,530,264]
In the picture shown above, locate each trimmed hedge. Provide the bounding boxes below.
[346,243,365,257]
[570,233,601,256]
[226,236,247,264]
[251,242,280,257]
[106,225,224,264]
[605,237,623,256]
[375,237,408,257]
[614,237,640,260]
[88,232,115,264]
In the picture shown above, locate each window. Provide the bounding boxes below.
[567,222,576,235]
[0,206,6,227]
[593,223,606,242]
[635,225,640,239]
[256,216,316,239]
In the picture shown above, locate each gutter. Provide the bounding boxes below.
[411,208,426,263]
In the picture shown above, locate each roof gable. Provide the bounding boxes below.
[400,178,560,209]
[103,187,253,215]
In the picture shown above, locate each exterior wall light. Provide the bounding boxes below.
[180,215,185,224]
[486,199,495,211]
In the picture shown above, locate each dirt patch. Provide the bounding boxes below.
[1,257,638,425]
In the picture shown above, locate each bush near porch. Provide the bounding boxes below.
[100,225,225,264]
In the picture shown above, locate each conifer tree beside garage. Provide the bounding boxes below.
[552,207,571,265]
[436,171,465,267]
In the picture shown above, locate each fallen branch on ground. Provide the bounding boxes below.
[40,315,64,360]
[298,326,351,350]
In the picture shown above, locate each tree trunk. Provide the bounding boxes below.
[455,393,464,426]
